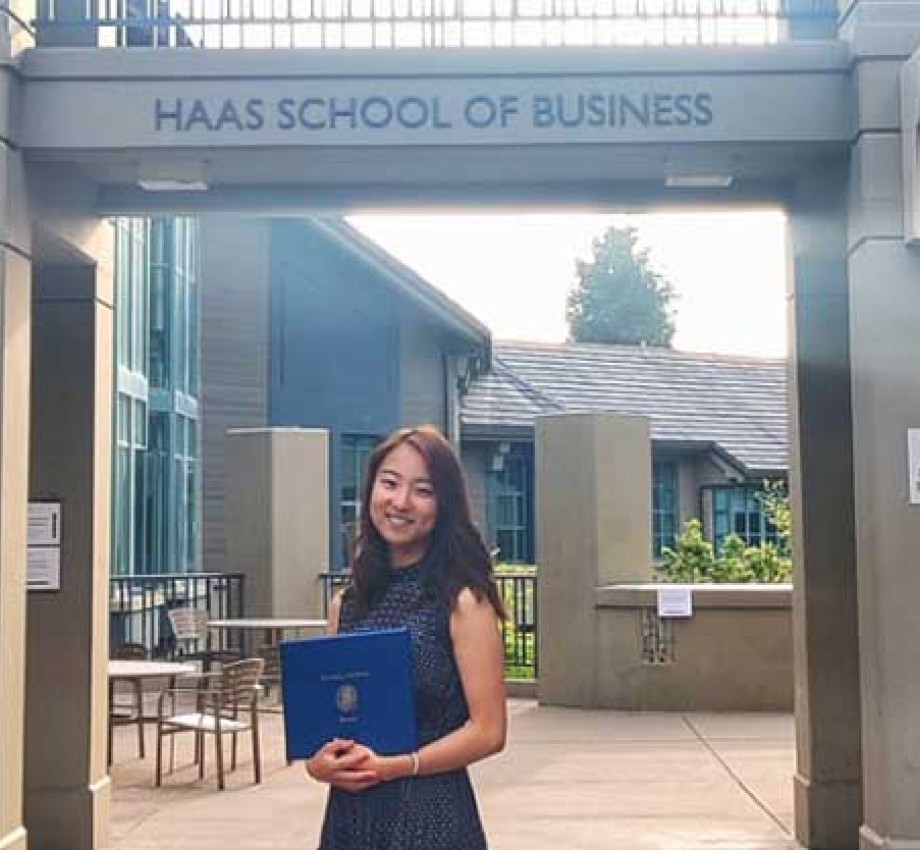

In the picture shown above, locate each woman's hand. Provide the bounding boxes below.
[305,740,410,791]
[305,739,377,791]
[342,744,412,786]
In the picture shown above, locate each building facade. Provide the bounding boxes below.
[199,216,489,571]
[5,4,920,848]
[112,217,201,576]
[460,341,788,563]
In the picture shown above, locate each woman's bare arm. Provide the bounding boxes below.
[347,588,507,786]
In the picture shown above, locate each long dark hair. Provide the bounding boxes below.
[348,425,506,620]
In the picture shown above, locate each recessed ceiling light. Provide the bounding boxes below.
[664,174,734,189]
[138,179,209,192]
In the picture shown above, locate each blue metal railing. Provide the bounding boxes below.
[33,0,838,50]
[109,571,245,657]
[319,569,538,676]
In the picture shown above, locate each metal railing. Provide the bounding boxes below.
[319,569,538,677]
[34,0,837,50]
[109,571,245,657]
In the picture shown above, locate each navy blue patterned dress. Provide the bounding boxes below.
[317,561,488,850]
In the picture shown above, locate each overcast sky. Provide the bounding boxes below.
[348,209,788,358]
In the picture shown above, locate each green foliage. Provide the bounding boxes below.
[657,517,792,584]
[566,226,676,347]
[494,563,537,680]
[757,479,791,556]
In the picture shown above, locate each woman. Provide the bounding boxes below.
[306,425,507,850]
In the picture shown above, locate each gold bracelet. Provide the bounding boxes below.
[410,751,421,777]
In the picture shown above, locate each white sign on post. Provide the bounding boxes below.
[909,429,920,505]
[28,502,61,546]
[27,501,62,591]
[657,586,693,619]
[27,547,60,591]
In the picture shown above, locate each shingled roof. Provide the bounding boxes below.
[461,341,789,475]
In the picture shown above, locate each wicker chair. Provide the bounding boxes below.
[108,642,148,763]
[167,606,240,671]
[154,657,265,789]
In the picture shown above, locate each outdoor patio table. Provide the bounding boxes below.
[207,617,327,656]
[107,659,196,765]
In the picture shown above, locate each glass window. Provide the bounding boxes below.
[114,443,131,576]
[112,215,200,578]
[113,218,150,374]
[652,460,679,557]
[489,444,533,563]
[146,413,170,573]
[711,485,780,549]
[340,435,379,564]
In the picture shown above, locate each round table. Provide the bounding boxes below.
[108,659,196,765]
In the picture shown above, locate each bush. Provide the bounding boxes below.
[657,518,791,584]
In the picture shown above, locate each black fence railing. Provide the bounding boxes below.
[109,571,245,657]
[319,570,537,677]
[33,0,838,50]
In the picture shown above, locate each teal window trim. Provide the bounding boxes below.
[705,483,780,550]
[487,443,533,564]
[113,215,201,577]
[652,459,679,557]
[339,434,379,566]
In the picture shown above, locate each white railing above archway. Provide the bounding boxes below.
[34,0,837,50]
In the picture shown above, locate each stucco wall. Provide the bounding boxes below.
[200,216,271,573]
[398,308,447,430]
[592,584,793,711]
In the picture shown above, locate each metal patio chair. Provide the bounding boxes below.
[167,606,240,671]
[154,657,265,790]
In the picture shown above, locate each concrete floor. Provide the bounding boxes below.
[108,700,796,850]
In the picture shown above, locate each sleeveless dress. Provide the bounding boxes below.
[317,561,489,850]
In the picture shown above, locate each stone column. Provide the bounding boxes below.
[225,428,331,619]
[788,161,863,850]
[536,413,651,708]
[24,238,114,850]
[840,5,920,847]
[0,5,34,850]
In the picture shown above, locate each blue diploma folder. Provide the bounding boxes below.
[280,627,418,761]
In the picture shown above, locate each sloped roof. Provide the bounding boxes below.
[310,217,491,357]
[461,340,789,474]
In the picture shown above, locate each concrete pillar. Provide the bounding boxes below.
[838,6,920,846]
[25,238,114,850]
[225,428,331,620]
[788,161,863,850]
[536,412,652,708]
[849,114,920,850]
[0,6,33,850]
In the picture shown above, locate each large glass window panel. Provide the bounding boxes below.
[711,485,779,549]
[146,413,170,572]
[114,444,130,576]
[489,445,533,563]
[339,435,378,564]
[652,460,679,557]
[149,266,170,388]
[112,215,200,578]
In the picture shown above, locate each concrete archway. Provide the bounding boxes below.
[2,4,919,848]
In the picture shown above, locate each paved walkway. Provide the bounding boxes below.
[109,700,796,850]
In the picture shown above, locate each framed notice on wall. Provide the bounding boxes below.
[909,430,920,506]
[27,501,61,591]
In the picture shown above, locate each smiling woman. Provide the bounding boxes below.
[305,425,508,850]
[369,441,438,568]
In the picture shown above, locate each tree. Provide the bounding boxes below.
[566,226,676,346]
